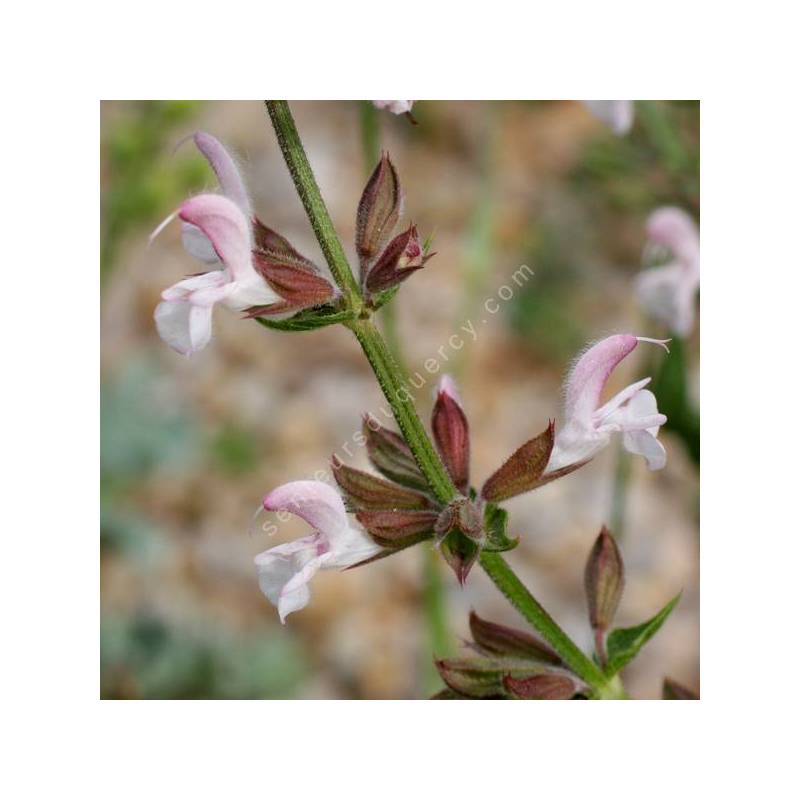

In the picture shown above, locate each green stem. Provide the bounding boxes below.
[479,551,608,692]
[265,99,611,697]
[264,101,362,307]
[349,318,457,506]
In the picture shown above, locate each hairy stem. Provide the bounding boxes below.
[265,99,611,697]
[349,318,458,505]
[265,101,362,307]
[479,551,608,692]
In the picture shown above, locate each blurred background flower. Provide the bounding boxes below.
[101,100,699,699]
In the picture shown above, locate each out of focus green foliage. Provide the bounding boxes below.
[571,100,700,214]
[101,101,206,277]
[508,224,591,363]
[649,336,700,464]
[101,359,199,487]
[102,614,308,699]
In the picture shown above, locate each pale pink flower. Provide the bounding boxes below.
[547,335,669,472]
[373,100,414,115]
[255,481,383,622]
[153,194,280,355]
[636,207,700,336]
[582,101,635,135]
[180,131,253,265]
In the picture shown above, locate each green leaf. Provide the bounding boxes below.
[605,593,681,677]
[255,306,355,332]
[482,502,519,552]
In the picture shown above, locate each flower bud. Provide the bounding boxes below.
[356,152,401,269]
[481,421,555,502]
[503,673,577,700]
[363,224,433,294]
[362,415,429,492]
[469,611,561,665]
[431,377,470,493]
[331,457,432,511]
[584,526,625,632]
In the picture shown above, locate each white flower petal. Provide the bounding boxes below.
[623,429,667,471]
[188,303,214,353]
[223,274,282,311]
[325,525,383,568]
[160,270,227,302]
[254,538,326,623]
[154,301,195,356]
[181,222,223,266]
[547,423,609,472]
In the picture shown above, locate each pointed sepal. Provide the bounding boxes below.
[356,152,401,271]
[331,457,432,511]
[481,422,555,502]
[469,611,561,664]
[355,509,438,547]
[438,530,481,585]
[503,673,578,700]
[363,415,429,492]
[250,250,335,313]
[431,378,470,493]
[364,224,434,294]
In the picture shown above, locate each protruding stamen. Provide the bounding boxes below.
[148,210,178,246]
[637,336,671,353]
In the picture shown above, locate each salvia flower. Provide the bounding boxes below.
[636,207,700,336]
[154,195,282,355]
[255,480,383,622]
[151,132,336,355]
[582,100,635,135]
[546,334,669,472]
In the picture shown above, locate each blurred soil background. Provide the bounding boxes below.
[101,100,699,699]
